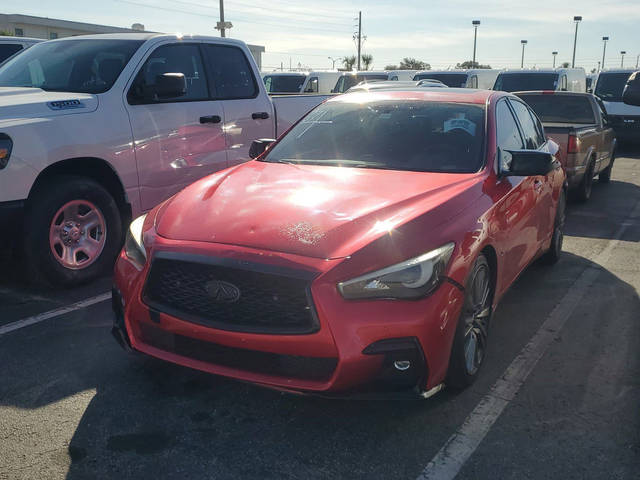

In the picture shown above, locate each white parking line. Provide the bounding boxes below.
[417,199,640,480]
[0,292,112,336]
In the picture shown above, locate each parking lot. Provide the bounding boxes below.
[0,148,639,479]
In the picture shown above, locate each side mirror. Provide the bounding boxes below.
[153,73,187,99]
[623,71,640,106]
[503,150,554,176]
[249,138,276,159]
[586,87,593,93]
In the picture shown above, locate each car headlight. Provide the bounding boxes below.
[0,134,13,170]
[124,214,147,267]
[338,242,455,300]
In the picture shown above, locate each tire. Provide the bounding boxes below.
[599,154,614,183]
[24,175,123,286]
[541,190,565,265]
[446,254,493,389]
[574,158,595,203]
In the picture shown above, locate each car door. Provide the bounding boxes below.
[493,99,541,285]
[509,98,556,253]
[201,43,275,169]
[125,42,227,211]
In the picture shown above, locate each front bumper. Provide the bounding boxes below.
[112,241,464,396]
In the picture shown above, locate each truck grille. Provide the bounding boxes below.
[143,254,319,335]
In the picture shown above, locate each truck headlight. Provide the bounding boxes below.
[124,214,147,267]
[338,242,455,300]
[0,134,13,170]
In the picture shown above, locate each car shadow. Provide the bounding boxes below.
[1,251,638,479]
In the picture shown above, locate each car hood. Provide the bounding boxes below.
[0,87,98,121]
[156,161,484,259]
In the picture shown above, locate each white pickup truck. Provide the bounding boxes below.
[0,33,329,285]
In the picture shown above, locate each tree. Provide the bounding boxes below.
[0,30,12,36]
[455,60,492,69]
[361,54,373,70]
[385,64,398,70]
[561,62,570,68]
[342,55,356,71]
[399,58,430,70]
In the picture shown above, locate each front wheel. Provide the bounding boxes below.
[541,190,566,265]
[446,254,493,389]
[24,175,123,286]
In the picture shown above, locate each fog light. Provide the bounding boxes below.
[393,360,411,371]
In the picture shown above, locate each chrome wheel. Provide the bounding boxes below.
[462,262,491,375]
[48,200,107,270]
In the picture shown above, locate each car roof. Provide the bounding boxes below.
[0,36,42,42]
[47,33,248,47]
[513,90,592,97]
[329,88,499,105]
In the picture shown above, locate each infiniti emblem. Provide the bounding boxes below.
[204,280,241,303]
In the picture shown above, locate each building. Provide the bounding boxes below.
[0,13,264,68]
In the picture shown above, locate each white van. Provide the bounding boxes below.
[0,36,42,63]
[299,71,342,94]
[594,69,639,142]
[412,69,500,89]
[493,68,586,93]
[262,72,309,94]
[332,71,390,93]
[387,70,419,81]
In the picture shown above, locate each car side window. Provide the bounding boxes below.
[128,43,208,104]
[528,108,546,146]
[509,99,541,149]
[496,100,524,171]
[304,77,318,93]
[201,44,258,99]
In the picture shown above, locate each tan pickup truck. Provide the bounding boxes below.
[516,91,616,202]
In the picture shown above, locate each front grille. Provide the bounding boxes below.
[139,322,337,382]
[143,253,319,335]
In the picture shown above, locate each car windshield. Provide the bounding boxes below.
[0,39,143,94]
[263,74,306,93]
[518,94,596,124]
[262,99,485,173]
[494,73,559,92]
[595,72,632,102]
[413,73,468,87]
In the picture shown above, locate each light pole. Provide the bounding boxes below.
[552,51,558,68]
[328,56,342,69]
[601,36,609,71]
[572,16,582,68]
[472,20,480,66]
[521,40,527,68]
[636,54,639,69]
[621,51,626,68]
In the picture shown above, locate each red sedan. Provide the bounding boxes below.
[112,89,566,397]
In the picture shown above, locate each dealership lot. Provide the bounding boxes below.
[0,150,639,479]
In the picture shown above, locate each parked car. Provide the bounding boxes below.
[387,70,419,81]
[346,79,446,92]
[331,71,391,93]
[516,91,615,201]
[0,33,329,285]
[112,89,565,398]
[594,69,640,142]
[0,36,41,63]
[494,68,586,93]
[262,71,309,94]
[299,71,343,94]
[413,69,501,89]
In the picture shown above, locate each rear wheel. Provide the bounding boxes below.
[541,190,565,265]
[599,153,615,183]
[447,254,493,389]
[575,158,594,202]
[24,175,123,286]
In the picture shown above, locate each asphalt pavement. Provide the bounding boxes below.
[1,149,639,480]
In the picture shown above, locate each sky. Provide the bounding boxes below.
[4,0,640,72]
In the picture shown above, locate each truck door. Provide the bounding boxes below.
[125,42,227,211]
[201,43,275,168]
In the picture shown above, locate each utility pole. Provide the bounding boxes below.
[601,37,609,72]
[552,51,558,68]
[215,0,232,37]
[521,40,527,68]
[357,11,362,71]
[621,51,626,68]
[572,16,582,68]
[472,20,480,66]
[636,54,639,69]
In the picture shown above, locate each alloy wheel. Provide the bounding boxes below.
[463,263,492,375]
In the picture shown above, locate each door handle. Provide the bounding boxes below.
[252,112,270,120]
[533,179,544,193]
[200,115,221,124]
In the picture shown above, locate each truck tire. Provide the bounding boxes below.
[24,175,123,286]
[574,158,595,203]
[599,155,614,183]
[541,190,565,265]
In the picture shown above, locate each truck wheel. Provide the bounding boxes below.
[446,254,493,389]
[599,155,614,183]
[575,158,594,203]
[24,175,122,286]
[541,190,565,265]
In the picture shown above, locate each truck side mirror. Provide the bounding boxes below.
[153,73,187,99]
[623,72,640,106]
[249,138,276,159]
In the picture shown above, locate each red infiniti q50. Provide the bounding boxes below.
[112,89,566,397]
